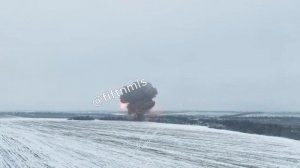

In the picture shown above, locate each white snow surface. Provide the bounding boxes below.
[0,118,300,168]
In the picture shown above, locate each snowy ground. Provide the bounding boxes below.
[0,118,300,168]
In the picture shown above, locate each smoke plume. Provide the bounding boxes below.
[120,80,158,121]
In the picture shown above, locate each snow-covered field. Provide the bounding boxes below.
[0,118,300,168]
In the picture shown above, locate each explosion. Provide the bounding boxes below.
[120,80,158,121]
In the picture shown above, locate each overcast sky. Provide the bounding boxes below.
[0,0,299,112]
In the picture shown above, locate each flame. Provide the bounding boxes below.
[120,102,128,111]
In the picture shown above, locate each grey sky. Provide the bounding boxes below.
[0,0,299,111]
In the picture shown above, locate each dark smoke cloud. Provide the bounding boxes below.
[120,80,158,121]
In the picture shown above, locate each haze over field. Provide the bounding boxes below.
[0,0,300,111]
